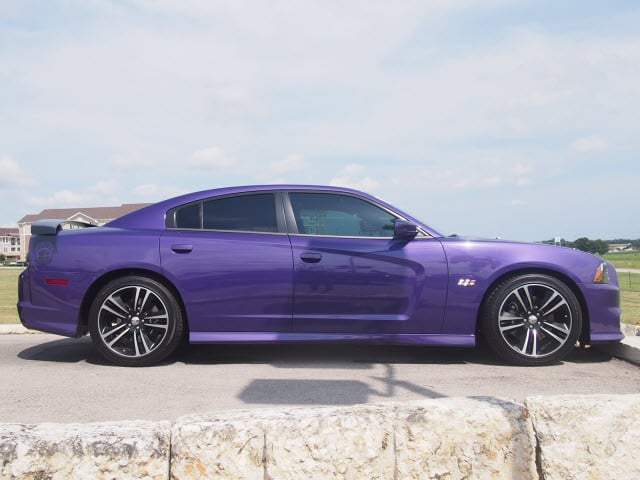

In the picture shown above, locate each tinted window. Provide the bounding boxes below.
[203,193,277,232]
[289,193,396,237]
[175,202,201,229]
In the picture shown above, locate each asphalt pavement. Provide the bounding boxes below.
[1,326,639,424]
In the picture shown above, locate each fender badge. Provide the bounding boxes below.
[457,278,476,287]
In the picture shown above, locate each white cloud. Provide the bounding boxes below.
[0,154,35,188]
[87,180,120,196]
[26,180,121,209]
[110,152,154,170]
[269,154,308,175]
[482,176,502,187]
[329,164,380,192]
[132,184,187,200]
[188,147,236,170]
[570,135,609,153]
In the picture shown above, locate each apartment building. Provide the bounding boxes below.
[0,228,21,261]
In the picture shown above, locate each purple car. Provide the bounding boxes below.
[18,185,622,366]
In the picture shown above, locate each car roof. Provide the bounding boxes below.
[106,184,442,236]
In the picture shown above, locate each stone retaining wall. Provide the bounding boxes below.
[1,394,639,479]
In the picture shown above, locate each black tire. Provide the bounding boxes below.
[88,276,184,366]
[481,274,582,366]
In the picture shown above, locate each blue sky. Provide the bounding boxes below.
[1,0,638,241]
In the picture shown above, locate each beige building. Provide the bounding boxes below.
[17,203,150,262]
[0,228,21,261]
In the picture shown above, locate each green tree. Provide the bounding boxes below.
[573,237,594,253]
[593,239,609,255]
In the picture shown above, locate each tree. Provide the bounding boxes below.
[571,237,609,255]
[572,237,594,253]
[0,254,5,263]
[593,239,609,255]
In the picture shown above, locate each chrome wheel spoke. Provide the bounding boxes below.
[521,328,531,353]
[139,330,153,354]
[500,322,526,333]
[107,328,130,348]
[512,290,530,313]
[101,322,128,339]
[144,322,168,330]
[540,298,568,317]
[540,324,568,344]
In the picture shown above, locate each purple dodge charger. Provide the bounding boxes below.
[18,185,622,366]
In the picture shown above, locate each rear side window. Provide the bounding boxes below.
[167,193,278,233]
[203,194,277,232]
[175,203,201,229]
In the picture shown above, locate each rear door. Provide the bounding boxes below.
[160,192,294,334]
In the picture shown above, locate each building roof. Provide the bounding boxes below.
[0,228,19,236]
[17,203,151,225]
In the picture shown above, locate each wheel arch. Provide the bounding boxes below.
[78,269,189,339]
[476,267,591,345]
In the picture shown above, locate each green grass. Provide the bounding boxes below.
[602,251,640,270]
[1,267,638,326]
[618,272,640,326]
[0,268,22,324]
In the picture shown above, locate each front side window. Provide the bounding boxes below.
[289,192,397,237]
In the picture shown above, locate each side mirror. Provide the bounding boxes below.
[394,219,418,240]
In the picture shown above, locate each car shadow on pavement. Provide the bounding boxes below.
[17,336,100,364]
[16,336,613,368]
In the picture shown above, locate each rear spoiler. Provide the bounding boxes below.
[31,220,98,235]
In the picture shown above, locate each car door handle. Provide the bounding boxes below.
[300,252,322,263]
[171,244,193,254]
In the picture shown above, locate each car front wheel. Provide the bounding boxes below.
[89,276,184,366]
[481,274,582,366]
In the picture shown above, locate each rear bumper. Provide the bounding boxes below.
[18,302,81,337]
[17,269,81,338]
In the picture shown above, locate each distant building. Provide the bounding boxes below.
[0,228,20,261]
[17,203,150,262]
[608,243,632,253]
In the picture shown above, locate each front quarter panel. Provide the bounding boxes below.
[439,239,621,339]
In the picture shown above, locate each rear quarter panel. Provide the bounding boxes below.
[25,228,162,336]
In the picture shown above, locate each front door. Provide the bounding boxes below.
[286,192,448,335]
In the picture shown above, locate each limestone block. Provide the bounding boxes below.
[171,414,265,480]
[528,394,640,480]
[394,398,537,479]
[264,404,395,480]
[0,421,170,480]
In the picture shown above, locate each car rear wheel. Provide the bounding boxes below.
[481,274,582,366]
[89,276,184,366]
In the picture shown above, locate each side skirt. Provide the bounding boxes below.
[190,332,476,347]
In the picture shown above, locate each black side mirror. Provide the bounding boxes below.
[394,219,418,240]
